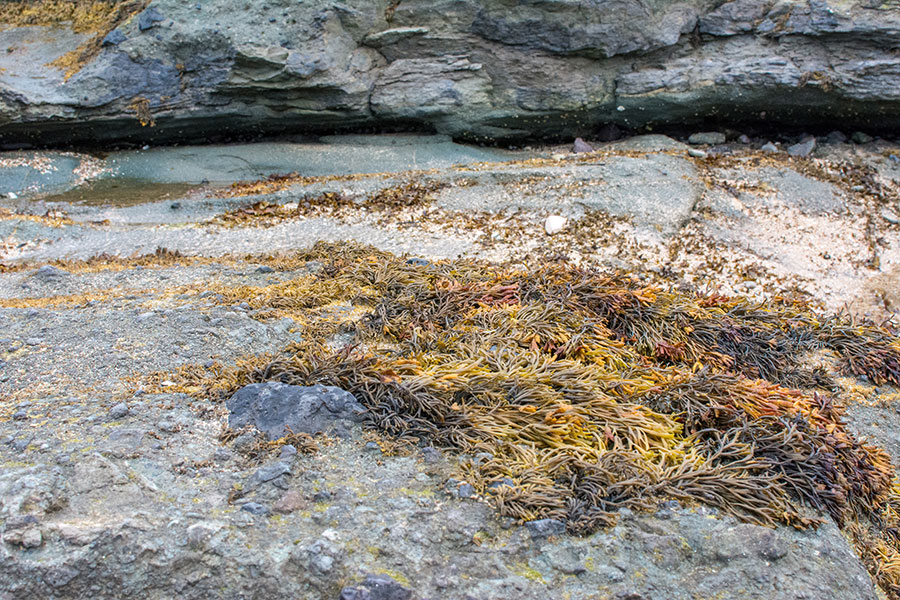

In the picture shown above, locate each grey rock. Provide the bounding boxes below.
[688,132,727,145]
[852,131,874,144]
[3,1,900,146]
[227,382,366,440]
[11,410,28,421]
[525,518,567,538]
[107,402,129,420]
[138,6,165,31]
[32,265,68,280]
[572,138,594,153]
[687,148,708,159]
[882,209,900,225]
[248,461,292,487]
[487,478,515,493]
[456,483,476,499]
[826,130,848,144]
[420,447,442,464]
[101,30,126,47]
[761,142,780,153]
[279,444,298,459]
[240,502,269,516]
[256,265,275,273]
[787,136,816,157]
[355,574,413,600]
[340,588,372,600]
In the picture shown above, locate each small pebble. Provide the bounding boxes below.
[572,137,594,153]
[456,483,476,499]
[240,502,269,516]
[108,402,129,420]
[761,141,779,153]
[256,265,275,273]
[688,131,726,145]
[687,148,707,159]
[787,136,816,157]
[544,215,567,235]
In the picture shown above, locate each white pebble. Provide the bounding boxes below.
[544,215,568,235]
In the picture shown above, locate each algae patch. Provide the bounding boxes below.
[144,241,900,597]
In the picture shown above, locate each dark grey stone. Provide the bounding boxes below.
[572,138,594,153]
[688,132,726,145]
[227,382,365,440]
[108,402,129,420]
[256,265,275,273]
[525,518,567,538]
[240,502,269,516]
[138,7,165,31]
[487,478,514,493]
[340,588,371,600]
[248,461,292,487]
[360,574,413,600]
[456,483,475,499]
[279,444,298,459]
[420,447,442,464]
[101,30,126,47]
[33,266,68,280]
[788,136,816,157]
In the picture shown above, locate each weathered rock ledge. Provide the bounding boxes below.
[2,0,900,147]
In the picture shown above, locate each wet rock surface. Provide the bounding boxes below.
[0,133,899,599]
[2,1,900,146]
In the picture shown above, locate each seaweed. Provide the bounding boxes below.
[150,241,900,595]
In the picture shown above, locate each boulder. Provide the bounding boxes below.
[227,382,365,439]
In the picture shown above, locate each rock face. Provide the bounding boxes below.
[1,0,900,147]
[227,382,366,439]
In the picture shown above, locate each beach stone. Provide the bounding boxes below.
[788,136,816,157]
[227,382,365,440]
[107,402,129,420]
[526,518,567,538]
[688,132,726,145]
[572,138,594,153]
[544,215,568,235]
[273,490,306,514]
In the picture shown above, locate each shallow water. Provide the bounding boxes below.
[0,134,528,204]
[41,179,207,207]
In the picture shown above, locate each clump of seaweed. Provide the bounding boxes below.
[155,241,900,595]
[208,179,447,228]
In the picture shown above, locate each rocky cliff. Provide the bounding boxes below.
[1,0,900,147]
